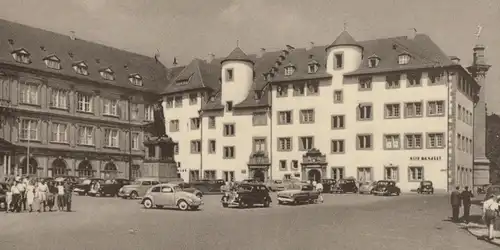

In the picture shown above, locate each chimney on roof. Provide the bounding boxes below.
[173,57,178,66]
[286,45,295,51]
[407,28,417,40]
[450,56,460,64]
[207,53,215,63]
[70,31,76,40]
[258,48,266,58]
[308,42,315,50]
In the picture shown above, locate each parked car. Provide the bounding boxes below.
[74,178,104,196]
[416,181,434,194]
[242,179,260,184]
[277,182,320,205]
[118,177,162,199]
[358,181,377,194]
[265,179,286,192]
[483,185,500,202]
[320,179,336,193]
[331,179,358,193]
[0,182,7,210]
[141,183,203,211]
[190,179,226,194]
[372,180,401,196]
[91,178,131,197]
[221,183,272,208]
[170,181,203,198]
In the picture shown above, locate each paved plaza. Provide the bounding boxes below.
[0,193,497,250]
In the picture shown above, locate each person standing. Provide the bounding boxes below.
[56,182,65,211]
[460,186,474,223]
[63,180,73,212]
[482,194,500,241]
[37,180,48,212]
[450,186,461,222]
[5,184,12,213]
[25,180,35,213]
[16,178,26,211]
[315,181,324,203]
[10,181,21,212]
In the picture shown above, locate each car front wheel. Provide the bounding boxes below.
[143,199,153,209]
[178,200,189,211]
[263,199,270,207]
[130,192,138,199]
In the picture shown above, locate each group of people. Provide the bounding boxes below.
[4,176,73,213]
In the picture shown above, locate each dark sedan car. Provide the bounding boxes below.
[93,178,131,197]
[221,184,272,208]
[372,180,401,196]
[416,181,434,194]
[74,178,104,196]
[190,179,226,194]
[331,179,358,193]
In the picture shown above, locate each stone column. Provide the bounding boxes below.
[7,154,11,176]
[467,44,491,187]
[3,154,6,177]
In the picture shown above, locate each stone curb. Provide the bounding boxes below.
[463,224,500,247]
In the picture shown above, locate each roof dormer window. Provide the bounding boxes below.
[43,55,61,70]
[308,60,319,74]
[12,48,31,64]
[100,68,115,81]
[368,55,380,68]
[73,61,89,76]
[398,53,411,65]
[284,64,295,76]
[128,74,143,86]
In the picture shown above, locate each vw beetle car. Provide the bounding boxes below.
[141,183,203,211]
[416,181,434,194]
[277,182,320,205]
[358,181,377,194]
[372,180,401,196]
[118,177,162,199]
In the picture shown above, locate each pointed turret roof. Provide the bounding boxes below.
[221,47,254,64]
[325,30,363,51]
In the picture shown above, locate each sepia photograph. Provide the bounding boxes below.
[0,0,499,249]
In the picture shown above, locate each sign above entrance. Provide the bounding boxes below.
[410,156,442,161]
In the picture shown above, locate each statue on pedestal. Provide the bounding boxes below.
[146,99,167,139]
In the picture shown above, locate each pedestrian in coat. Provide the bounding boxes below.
[63,180,73,212]
[460,186,474,223]
[450,186,461,222]
[10,181,21,212]
[16,178,26,211]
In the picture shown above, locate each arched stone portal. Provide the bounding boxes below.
[253,170,265,182]
[102,162,118,179]
[77,160,93,178]
[307,169,321,182]
[20,157,38,176]
[52,158,67,176]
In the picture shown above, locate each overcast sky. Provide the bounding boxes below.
[0,0,499,113]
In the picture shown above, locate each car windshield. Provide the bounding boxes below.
[238,185,253,191]
[377,181,389,186]
[301,185,313,191]
[422,181,432,185]
[274,180,283,184]
[132,181,142,185]
[82,180,91,185]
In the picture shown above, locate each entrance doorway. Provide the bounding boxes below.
[253,170,265,182]
[308,169,321,182]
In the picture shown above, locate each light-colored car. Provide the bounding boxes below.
[358,181,377,194]
[277,182,319,205]
[141,183,203,211]
[118,177,162,199]
[265,180,286,192]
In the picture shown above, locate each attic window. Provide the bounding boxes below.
[44,56,61,70]
[368,56,380,68]
[398,54,410,65]
[284,65,295,76]
[129,74,143,86]
[73,62,89,76]
[12,49,31,64]
[308,61,319,74]
[100,68,115,81]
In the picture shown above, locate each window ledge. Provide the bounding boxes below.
[356,148,373,151]
[404,147,423,150]
[408,180,423,183]
[407,84,423,88]
[78,144,95,148]
[357,118,373,121]
[50,106,69,111]
[427,146,446,149]
[277,123,293,126]
[20,139,41,143]
[50,141,69,145]
[358,88,372,91]
[277,149,292,152]
[77,110,94,115]
[223,135,236,137]
[300,121,315,124]
[403,115,423,119]
[331,127,345,130]
[20,102,41,107]
[104,146,119,149]
[384,116,401,119]
[384,148,401,151]
[427,114,445,117]
[103,114,119,118]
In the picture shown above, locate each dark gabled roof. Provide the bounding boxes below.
[220,47,254,64]
[162,59,220,94]
[271,46,332,83]
[325,30,363,50]
[0,18,168,92]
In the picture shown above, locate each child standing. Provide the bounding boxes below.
[56,182,65,211]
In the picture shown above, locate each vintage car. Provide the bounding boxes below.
[483,185,500,202]
[265,179,286,192]
[277,182,320,205]
[372,180,401,196]
[118,177,162,199]
[320,179,336,193]
[358,181,377,194]
[0,182,7,210]
[170,181,203,198]
[74,178,104,196]
[141,183,203,211]
[190,179,226,194]
[221,183,272,208]
[53,175,79,185]
[91,178,131,197]
[416,181,434,194]
[330,178,358,193]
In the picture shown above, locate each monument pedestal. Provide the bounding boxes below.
[473,157,490,187]
[143,136,179,181]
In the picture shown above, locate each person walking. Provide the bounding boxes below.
[460,186,474,224]
[315,181,324,203]
[16,178,26,211]
[56,182,65,211]
[450,186,461,222]
[10,181,21,212]
[25,180,35,212]
[63,180,73,212]
[482,194,499,241]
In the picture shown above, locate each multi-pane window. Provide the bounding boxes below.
[132,133,140,150]
[208,116,216,129]
[190,118,201,130]
[44,58,61,70]
[278,137,292,151]
[130,104,139,120]
[331,140,345,153]
[252,112,267,126]
[279,160,287,171]
[333,90,343,103]
[223,171,235,182]
[20,81,39,105]
[208,140,216,154]
[100,69,115,81]
[50,89,68,109]
[385,103,400,118]
[20,119,38,140]
[77,93,92,112]
[253,138,266,152]
[104,128,119,148]
[427,101,445,116]
[359,77,372,90]
[223,124,235,136]
[384,134,400,149]
[204,170,217,180]
[331,167,344,180]
[405,134,422,149]
[386,74,401,89]
[299,136,314,151]
[357,167,372,182]
[51,123,68,143]
[408,167,424,181]
[331,115,345,129]
[291,160,299,170]
[276,85,288,97]
[12,50,31,64]
[385,167,399,181]
[300,109,315,124]
[357,104,372,120]
[398,54,410,65]
[103,99,119,116]
[407,72,422,87]
[307,81,319,95]
[284,66,295,76]
[73,63,89,75]
[190,140,201,154]
[78,126,94,145]
[145,105,154,121]
[225,68,234,81]
[404,102,422,118]
[357,134,372,150]
[174,96,183,108]
[293,84,305,96]
[223,146,235,159]
[278,111,292,125]
[129,75,143,86]
[427,133,444,148]
[189,93,198,105]
[169,120,179,132]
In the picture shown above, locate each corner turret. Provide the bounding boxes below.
[325,30,363,74]
[220,47,254,109]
